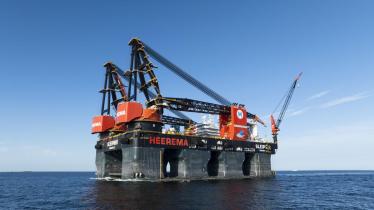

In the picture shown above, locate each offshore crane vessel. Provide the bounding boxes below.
[91,38,301,180]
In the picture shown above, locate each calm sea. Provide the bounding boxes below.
[0,171,373,209]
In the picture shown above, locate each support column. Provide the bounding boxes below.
[95,149,106,178]
[178,150,210,179]
[250,153,273,177]
[105,150,122,178]
[221,151,245,178]
[121,144,163,180]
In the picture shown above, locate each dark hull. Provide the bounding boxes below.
[95,130,276,180]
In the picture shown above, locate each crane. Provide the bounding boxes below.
[93,38,267,141]
[270,72,303,143]
[100,62,195,126]
[128,38,266,126]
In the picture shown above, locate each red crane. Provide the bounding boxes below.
[92,38,298,143]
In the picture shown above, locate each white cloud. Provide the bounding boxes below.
[41,149,58,157]
[288,107,311,117]
[307,90,330,101]
[321,92,371,108]
[274,121,374,170]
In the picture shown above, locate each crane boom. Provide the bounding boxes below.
[141,41,232,106]
[271,72,302,139]
[128,38,265,125]
[277,73,302,128]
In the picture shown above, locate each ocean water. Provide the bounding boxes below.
[0,171,373,209]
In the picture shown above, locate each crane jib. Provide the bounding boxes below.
[113,45,263,121]
[141,42,232,106]
[276,73,302,128]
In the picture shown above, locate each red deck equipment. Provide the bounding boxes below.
[91,115,115,134]
[115,102,143,124]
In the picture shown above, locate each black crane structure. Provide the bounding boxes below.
[100,63,195,126]
[100,38,267,128]
[99,62,128,116]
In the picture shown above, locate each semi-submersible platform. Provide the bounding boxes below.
[92,38,301,181]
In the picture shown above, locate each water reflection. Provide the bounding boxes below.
[86,178,280,210]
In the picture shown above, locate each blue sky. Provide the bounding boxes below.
[0,0,373,171]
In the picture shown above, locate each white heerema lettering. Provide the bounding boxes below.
[234,124,248,129]
[92,122,102,128]
[107,140,118,147]
[256,144,265,149]
[117,110,126,117]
